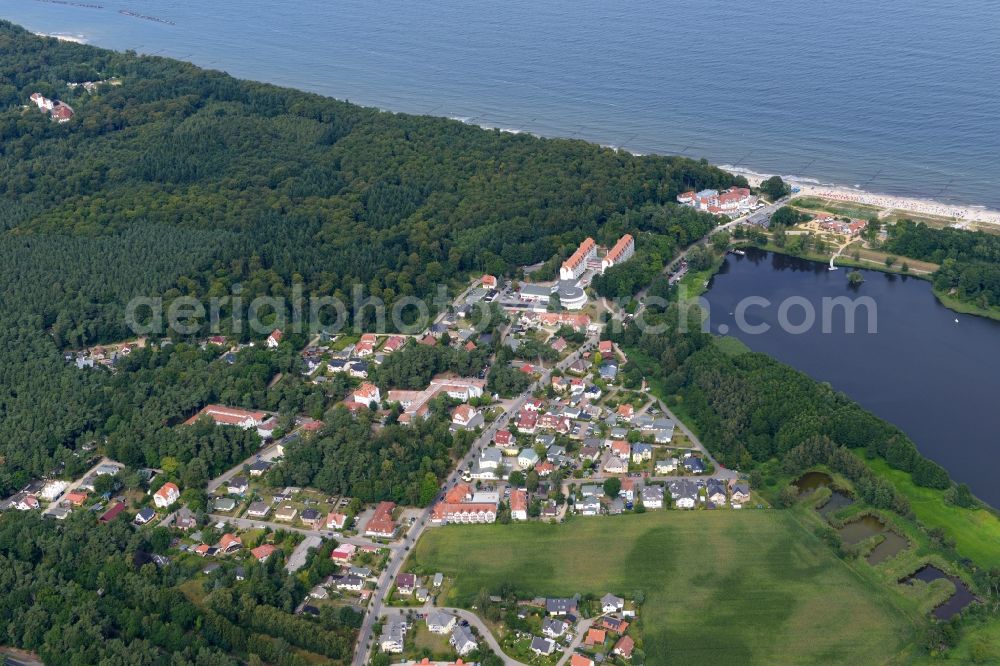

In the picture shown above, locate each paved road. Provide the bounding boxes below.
[206,436,289,494]
[286,535,321,573]
[207,514,390,551]
[353,330,600,666]
[554,617,595,666]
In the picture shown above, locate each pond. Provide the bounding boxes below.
[866,532,909,565]
[837,515,886,545]
[795,471,832,496]
[817,491,855,517]
[900,565,978,620]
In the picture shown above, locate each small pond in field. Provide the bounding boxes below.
[900,565,978,619]
[837,515,886,545]
[866,532,909,565]
[817,491,855,517]
[795,471,832,496]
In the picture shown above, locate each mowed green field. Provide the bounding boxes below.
[867,458,1000,568]
[412,511,917,666]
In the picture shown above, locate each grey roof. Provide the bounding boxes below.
[520,284,555,298]
[530,636,556,654]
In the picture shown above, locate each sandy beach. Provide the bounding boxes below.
[34,32,87,44]
[725,166,1000,228]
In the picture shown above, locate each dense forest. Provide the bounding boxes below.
[0,21,743,493]
[884,220,1000,309]
[0,511,359,665]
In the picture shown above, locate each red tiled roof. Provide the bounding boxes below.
[251,544,276,561]
[562,237,596,272]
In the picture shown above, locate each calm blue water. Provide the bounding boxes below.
[705,249,1000,507]
[3,0,1000,208]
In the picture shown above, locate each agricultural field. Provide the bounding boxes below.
[411,510,919,665]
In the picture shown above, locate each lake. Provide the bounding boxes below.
[705,249,1000,507]
[2,0,1000,208]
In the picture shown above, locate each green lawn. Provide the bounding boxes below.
[866,458,1000,568]
[410,511,918,665]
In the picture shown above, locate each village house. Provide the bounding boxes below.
[601,593,625,613]
[450,625,478,656]
[212,497,237,512]
[134,507,156,525]
[632,443,653,462]
[668,479,699,509]
[365,501,397,538]
[451,404,483,430]
[655,457,679,474]
[246,501,270,518]
[300,508,322,527]
[585,628,607,647]
[517,448,540,469]
[153,482,180,509]
[337,575,365,592]
[641,485,664,509]
[352,382,381,407]
[426,610,457,634]
[614,635,636,659]
[251,544,277,562]
[510,489,528,521]
[274,504,298,522]
[542,618,567,638]
[326,511,348,530]
[395,573,417,595]
[530,637,557,656]
[730,480,751,503]
[707,478,728,505]
[571,655,595,666]
[227,477,249,495]
[379,619,407,653]
[601,452,628,475]
[217,534,242,554]
[266,329,283,348]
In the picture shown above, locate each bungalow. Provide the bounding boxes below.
[217,533,242,554]
[246,501,270,518]
[251,544,277,562]
[134,507,156,525]
[655,457,679,474]
[601,593,625,613]
[274,504,298,522]
[450,625,478,656]
[153,482,180,509]
[395,573,417,595]
[309,585,329,600]
[530,637,557,656]
[212,497,237,512]
[542,618,567,638]
[730,481,751,505]
[337,575,364,592]
[227,477,249,495]
[249,460,271,476]
[641,486,664,509]
[426,610,457,634]
[600,616,630,633]
[382,335,406,353]
[326,512,348,530]
[65,491,88,507]
[614,635,636,659]
[517,448,540,469]
[632,443,653,462]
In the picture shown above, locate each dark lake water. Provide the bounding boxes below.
[705,249,1000,507]
[3,0,1000,208]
